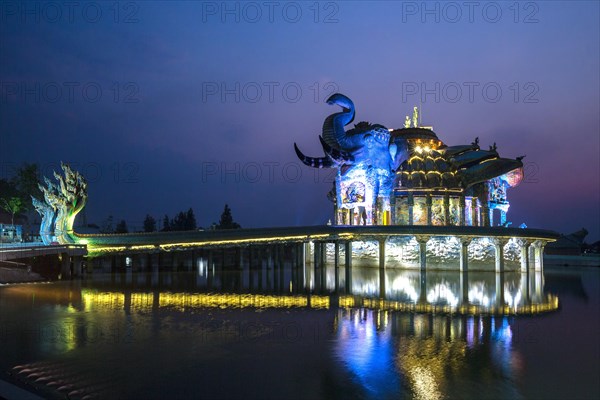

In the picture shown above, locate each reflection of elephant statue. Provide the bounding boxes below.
[294,94,395,224]
[32,163,87,244]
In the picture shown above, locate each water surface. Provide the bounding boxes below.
[0,264,597,399]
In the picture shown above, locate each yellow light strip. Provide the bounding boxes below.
[80,290,557,315]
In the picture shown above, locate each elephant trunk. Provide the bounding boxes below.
[321,93,356,151]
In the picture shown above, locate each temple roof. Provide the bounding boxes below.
[390,127,444,146]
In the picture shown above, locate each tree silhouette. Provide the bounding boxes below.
[100,215,114,233]
[115,219,128,233]
[185,208,197,230]
[0,197,23,226]
[217,204,241,229]
[161,215,170,231]
[143,214,156,232]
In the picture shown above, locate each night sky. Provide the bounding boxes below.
[1,1,598,240]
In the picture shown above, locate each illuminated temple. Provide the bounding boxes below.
[26,93,557,277]
[295,94,524,227]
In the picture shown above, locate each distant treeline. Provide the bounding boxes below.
[104,204,241,234]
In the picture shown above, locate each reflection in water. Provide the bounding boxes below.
[334,310,401,398]
[0,257,567,399]
[335,310,525,400]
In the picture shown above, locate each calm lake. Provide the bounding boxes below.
[0,264,598,399]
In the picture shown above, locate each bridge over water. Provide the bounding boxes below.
[79,225,558,274]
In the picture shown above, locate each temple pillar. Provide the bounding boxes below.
[443,194,450,226]
[518,239,531,272]
[500,210,507,226]
[408,193,414,225]
[416,236,429,272]
[532,240,545,273]
[349,208,354,226]
[481,203,491,227]
[426,194,432,226]
[459,237,471,273]
[493,238,508,273]
[459,195,466,226]
[390,196,396,225]
[471,200,479,227]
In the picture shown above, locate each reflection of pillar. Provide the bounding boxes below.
[416,236,429,271]
[280,245,285,291]
[443,194,450,225]
[518,239,531,272]
[532,271,543,301]
[426,194,432,225]
[172,252,178,271]
[493,238,507,273]
[459,237,471,272]
[408,193,414,225]
[72,256,83,276]
[419,265,427,303]
[298,243,306,292]
[460,269,469,305]
[520,270,530,304]
[258,248,264,290]
[334,242,340,292]
[248,249,254,290]
[532,241,545,273]
[495,272,505,306]
[344,241,352,294]
[459,195,466,226]
[379,239,386,298]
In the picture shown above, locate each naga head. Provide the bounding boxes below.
[36,163,87,243]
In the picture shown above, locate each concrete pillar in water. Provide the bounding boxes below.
[60,253,71,279]
[279,244,285,292]
[313,242,320,271]
[71,255,83,277]
[493,238,508,273]
[344,241,352,294]
[206,250,213,289]
[416,235,429,272]
[334,241,340,292]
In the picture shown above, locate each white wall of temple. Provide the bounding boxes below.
[308,237,525,271]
